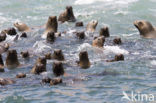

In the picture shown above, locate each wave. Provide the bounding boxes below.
[74,0,138,5]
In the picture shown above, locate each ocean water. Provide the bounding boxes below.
[0,0,156,103]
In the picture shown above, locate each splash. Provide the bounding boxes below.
[75,0,138,5]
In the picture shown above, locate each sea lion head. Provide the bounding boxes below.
[87,20,98,32]
[33,63,46,74]
[0,78,15,85]
[50,77,62,85]
[45,52,52,60]
[20,32,27,38]
[0,54,4,66]
[52,49,64,61]
[36,57,47,65]
[75,21,83,27]
[16,73,26,78]
[114,54,124,61]
[113,37,122,45]
[6,49,20,69]
[99,26,110,37]
[76,31,85,39]
[66,6,76,22]
[92,36,105,48]
[46,31,56,43]
[20,51,29,58]
[14,22,30,32]
[79,51,90,69]
[134,20,155,36]
[52,61,64,77]
[0,33,7,42]
[46,16,58,33]
[2,28,17,35]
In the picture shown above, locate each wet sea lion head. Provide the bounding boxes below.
[87,20,98,32]
[46,31,55,43]
[92,36,105,47]
[99,26,110,37]
[52,61,64,77]
[134,20,155,36]
[52,49,64,61]
[46,16,58,33]
[79,51,90,69]
[114,54,124,61]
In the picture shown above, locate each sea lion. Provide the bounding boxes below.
[52,61,64,77]
[99,26,110,37]
[2,28,17,35]
[92,36,105,48]
[58,6,76,23]
[106,54,124,62]
[0,54,4,72]
[16,73,26,78]
[75,22,83,27]
[0,43,9,54]
[43,16,58,38]
[45,52,52,60]
[14,22,30,32]
[75,31,85,39]
[42,77,62,86]
[52,49,65,61]
[20,32,27,38]
[46,31,56,43]
[50,78,62,86]
[0,78,15,86]
[31,57,47,74]
[113,37,122,45]
[21,51,29,59]
[86,20,98,32]
[6,49,20,69]
[0,33,7,42]
[77,51,90,69]
[134,20,156,38]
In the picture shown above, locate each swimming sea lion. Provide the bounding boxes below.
[0,43,9,54]
[20,32,27,38]
[0,33,7,42]
[5,49,20,69]
[113,37,122,45]
[31,57,47,74]
[92,36,105,48]
[50,78,62,86]
[99,26,110,37]
[106,54,124,62]
[75,22,83,27]
[86,20,98,32]
[134,20,156,38]
[45,52,52,60]
[0,78,15,86]
[21,51,29,59]
[2,28,17,35]
[52,61,64,77]
[76,31,85,39]
[58,6,76,23]
[43,16,58,38]
[52,49,65,61]
[14,22,30,32]
[16,73,26,78]
[77,51,90,69]
[46,31,56,43]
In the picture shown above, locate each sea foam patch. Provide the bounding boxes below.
[75,0,138,5]
[105,46,129,54]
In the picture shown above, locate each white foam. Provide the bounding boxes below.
[105,46,129,54]
[77,43,92,51]
[151,60,156,66]
[33,41,51,53]
[0,16,8,23]
[75,0,138,5]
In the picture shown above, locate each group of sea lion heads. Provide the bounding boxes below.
[0,6,155,86]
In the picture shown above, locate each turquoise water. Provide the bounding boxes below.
[0,0,156,103]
